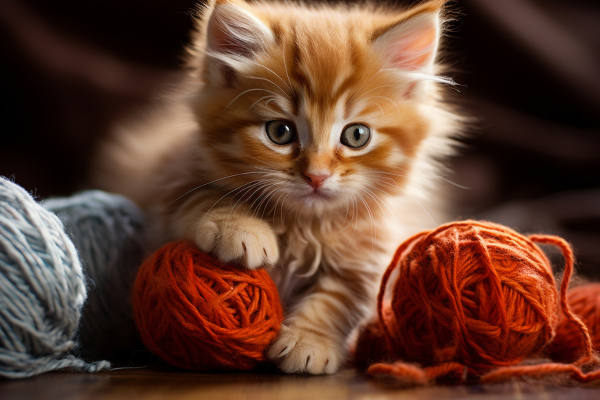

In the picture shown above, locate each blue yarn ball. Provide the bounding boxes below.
[0,177,109,378]
[44,191,148,360]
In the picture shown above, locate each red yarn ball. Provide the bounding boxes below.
[547,283,600,363]
[376,221,560,373]
[352,320,392,369]
[132,241,283,370]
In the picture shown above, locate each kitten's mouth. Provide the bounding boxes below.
[304,187,334,200]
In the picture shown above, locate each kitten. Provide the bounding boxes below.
[92,0,462,374]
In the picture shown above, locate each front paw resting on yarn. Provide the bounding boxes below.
[268,324,344,374]
[195,209,279,270]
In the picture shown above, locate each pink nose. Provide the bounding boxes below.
[302,172,330,189]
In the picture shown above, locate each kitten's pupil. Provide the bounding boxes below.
[353,127,363,141]
[277,124,288,138]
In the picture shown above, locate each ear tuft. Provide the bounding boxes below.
[207,1,273,59]
[374,11,441,72]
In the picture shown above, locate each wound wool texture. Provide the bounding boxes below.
[0,177,109,378]
[133,240,283,371]
[547,283,600,363]
[358,220,600,385]
[43,191,147,360]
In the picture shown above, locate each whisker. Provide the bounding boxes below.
[280,191,294,222]
[368,178,399,189]
[231,179,276,211]
[244,181,279,218]
[348,68,397,106]
[271,187,289,225]
[246,76,290,99]
[226,180,273,223]
[366,183,422,224]
[264,186,284,221]
[225,88,281,111]
[440,176,471,190]
[369,171,408,178]
[281,47,293,92]
[341,194,350,224]
[254,62,293,94]
[165,171,269,209]
[195,179,267,239]
[352,84,403,104]
[248,95,276,111]
[351,195,359,242]
[363,96,400,116]
[372,170,470,191]
[368,178,432,224]
[228,180,267,207]
[252,183,282,220]
[356,193,376,253]
[367,102,385,117]
[339,195,354,233]
[363,186,398,224]
[363,189,392,232]
[265,186,285,217]
[365,183,393,201]
[397,187,436,225]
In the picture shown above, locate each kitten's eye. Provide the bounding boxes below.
[266,120,296,145]
[341,124,370,148]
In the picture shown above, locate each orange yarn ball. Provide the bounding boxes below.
[547,283,600,363]
[132,241,283,371]
[376,221,560,373]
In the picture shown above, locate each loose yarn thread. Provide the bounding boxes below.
[133,240,283,371]
[0,177,109,378]
[362,220,600,384]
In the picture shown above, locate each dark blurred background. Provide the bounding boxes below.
[1,0,599,277]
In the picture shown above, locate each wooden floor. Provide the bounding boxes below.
[2,365,600,400]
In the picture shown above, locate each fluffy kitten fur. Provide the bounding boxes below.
[93,0,462,374]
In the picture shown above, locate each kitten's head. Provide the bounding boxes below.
[190,0,459,217]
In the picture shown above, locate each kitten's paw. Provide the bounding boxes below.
[195,212,279,269]
[267,325,344,374]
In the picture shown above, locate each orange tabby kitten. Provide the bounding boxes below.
[93,0,462,374]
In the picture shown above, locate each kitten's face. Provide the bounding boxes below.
[192,0,448,216]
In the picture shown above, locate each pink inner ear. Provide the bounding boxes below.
[379,14,439,71]
[390,28,437,70]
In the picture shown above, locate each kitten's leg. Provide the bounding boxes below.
[169,197,279,269]
[268,271,378,374]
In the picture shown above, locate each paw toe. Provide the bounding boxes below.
[195,221,219,252]
[268,326,343,375]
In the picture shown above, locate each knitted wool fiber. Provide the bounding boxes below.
[546,283,600,363]
[360,220,600,384]
[44,191,147,360]
[0,178,109,378]
[133,240,283,371]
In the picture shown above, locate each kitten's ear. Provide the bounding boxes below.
[373,1,444,72]
[206,0,273,60]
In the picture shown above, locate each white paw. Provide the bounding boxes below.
[267,325,344,374]
[195,212,279,269]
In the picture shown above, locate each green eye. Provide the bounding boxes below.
[341,124,370,148]
[266,120,296,145]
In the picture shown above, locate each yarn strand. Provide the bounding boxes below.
[529,235,595,366]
